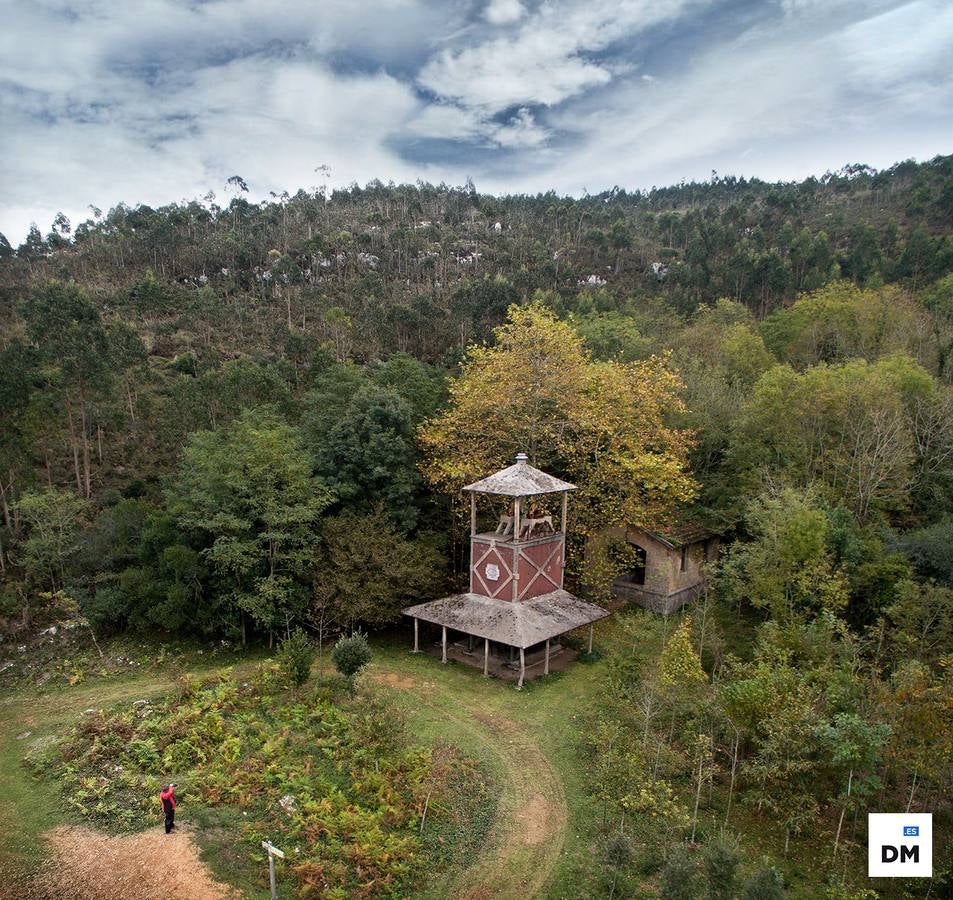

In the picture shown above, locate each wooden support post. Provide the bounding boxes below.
[544,639,550,676]
[467,634,474,652]
[517,648,525,690]
[513,498,521,543]
[561,491,568,534]
[484,638,489,676]
[441,626,447,663]
[470,493,476,536]
[413,617,419,653]
[588,624,594,654]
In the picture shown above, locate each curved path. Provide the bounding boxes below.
[369,649,573,900]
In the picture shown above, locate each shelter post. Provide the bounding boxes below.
[561,491,568,533]
[413,617,419,653]
[588,624,594,654]
[517,647,525,690]
[544,639,550,676]
[483,638,489,676]
[470,493,476,536]
[441,626,447,663]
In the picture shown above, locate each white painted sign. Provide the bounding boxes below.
[485,563,500,581]
[262,840,286,859]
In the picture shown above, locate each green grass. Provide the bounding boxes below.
[0,614,902,899]
[0,638,268,890]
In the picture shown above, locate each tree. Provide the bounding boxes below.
[816,712,889,861]
[332,630,372,693]
[732,356,932,520]
[167,410,334,642]
[420,302,696,593]
[308,385,421,530]
[15,489,89,615]
[310,508,440,636]
[22,281,113,497]
[722,486,848,621]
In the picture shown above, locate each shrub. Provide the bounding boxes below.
[741,865,784,900]
[332,630,372,692]
[660,846,701,900]
[276,627,316,687]
[704,834,741,900]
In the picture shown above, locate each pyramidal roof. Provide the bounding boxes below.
[462,453,576,497]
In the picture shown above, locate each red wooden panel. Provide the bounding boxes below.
[470,539,514,600]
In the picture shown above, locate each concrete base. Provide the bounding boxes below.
[425,640,578,681]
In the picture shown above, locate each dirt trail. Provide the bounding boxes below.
[372,663,569,900]
[29,825,237,900]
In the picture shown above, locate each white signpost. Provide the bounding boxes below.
[261,840,285,899]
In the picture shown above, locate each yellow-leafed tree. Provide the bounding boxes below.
[418,302,697,593]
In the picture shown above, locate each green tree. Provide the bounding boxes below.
[817,712,889,861]
[740,865,784,900]
[167,410,334,642]
[310,508,440,636]
[16,488,89,594]
[22,281,113,497]
[722,486,847,620]
[703,834,741,900]
[308,385,421,530]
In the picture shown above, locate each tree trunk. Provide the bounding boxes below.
[832,768,852,861]
[906,770,919,813]
[65,394,83,495]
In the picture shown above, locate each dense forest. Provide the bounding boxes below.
[1,155,952,896]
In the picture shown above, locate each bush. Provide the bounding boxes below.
[276,627,316,687]
[332,629,372,692]
[741,865,784,900]
[704,835,741,900]
[660,846,701,900]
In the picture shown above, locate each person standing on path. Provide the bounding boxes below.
[161,783,176,834]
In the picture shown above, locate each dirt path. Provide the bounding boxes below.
[370,659,570,900]
[28,825,237,900]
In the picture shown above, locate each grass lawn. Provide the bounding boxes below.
[0,614,888,899]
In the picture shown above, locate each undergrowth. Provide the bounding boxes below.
[26,663,491,898]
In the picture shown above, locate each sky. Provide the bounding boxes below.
[1,0,951,244]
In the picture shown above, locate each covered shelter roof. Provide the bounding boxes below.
[403,590,607,649]
[628,522,719,550]
[463,454,576,497]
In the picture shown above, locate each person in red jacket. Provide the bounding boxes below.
[160,783,176,834]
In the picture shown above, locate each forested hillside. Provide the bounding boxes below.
[1,156,952,896]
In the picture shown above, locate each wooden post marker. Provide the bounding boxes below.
[261,840,285,899]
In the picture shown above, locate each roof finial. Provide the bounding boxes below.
[515,451,529,464]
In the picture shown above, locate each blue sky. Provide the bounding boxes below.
[1,0,951,243]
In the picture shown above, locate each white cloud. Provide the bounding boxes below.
[484,0,526,26]
[418,0,698,113]
[1,0,951,244]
